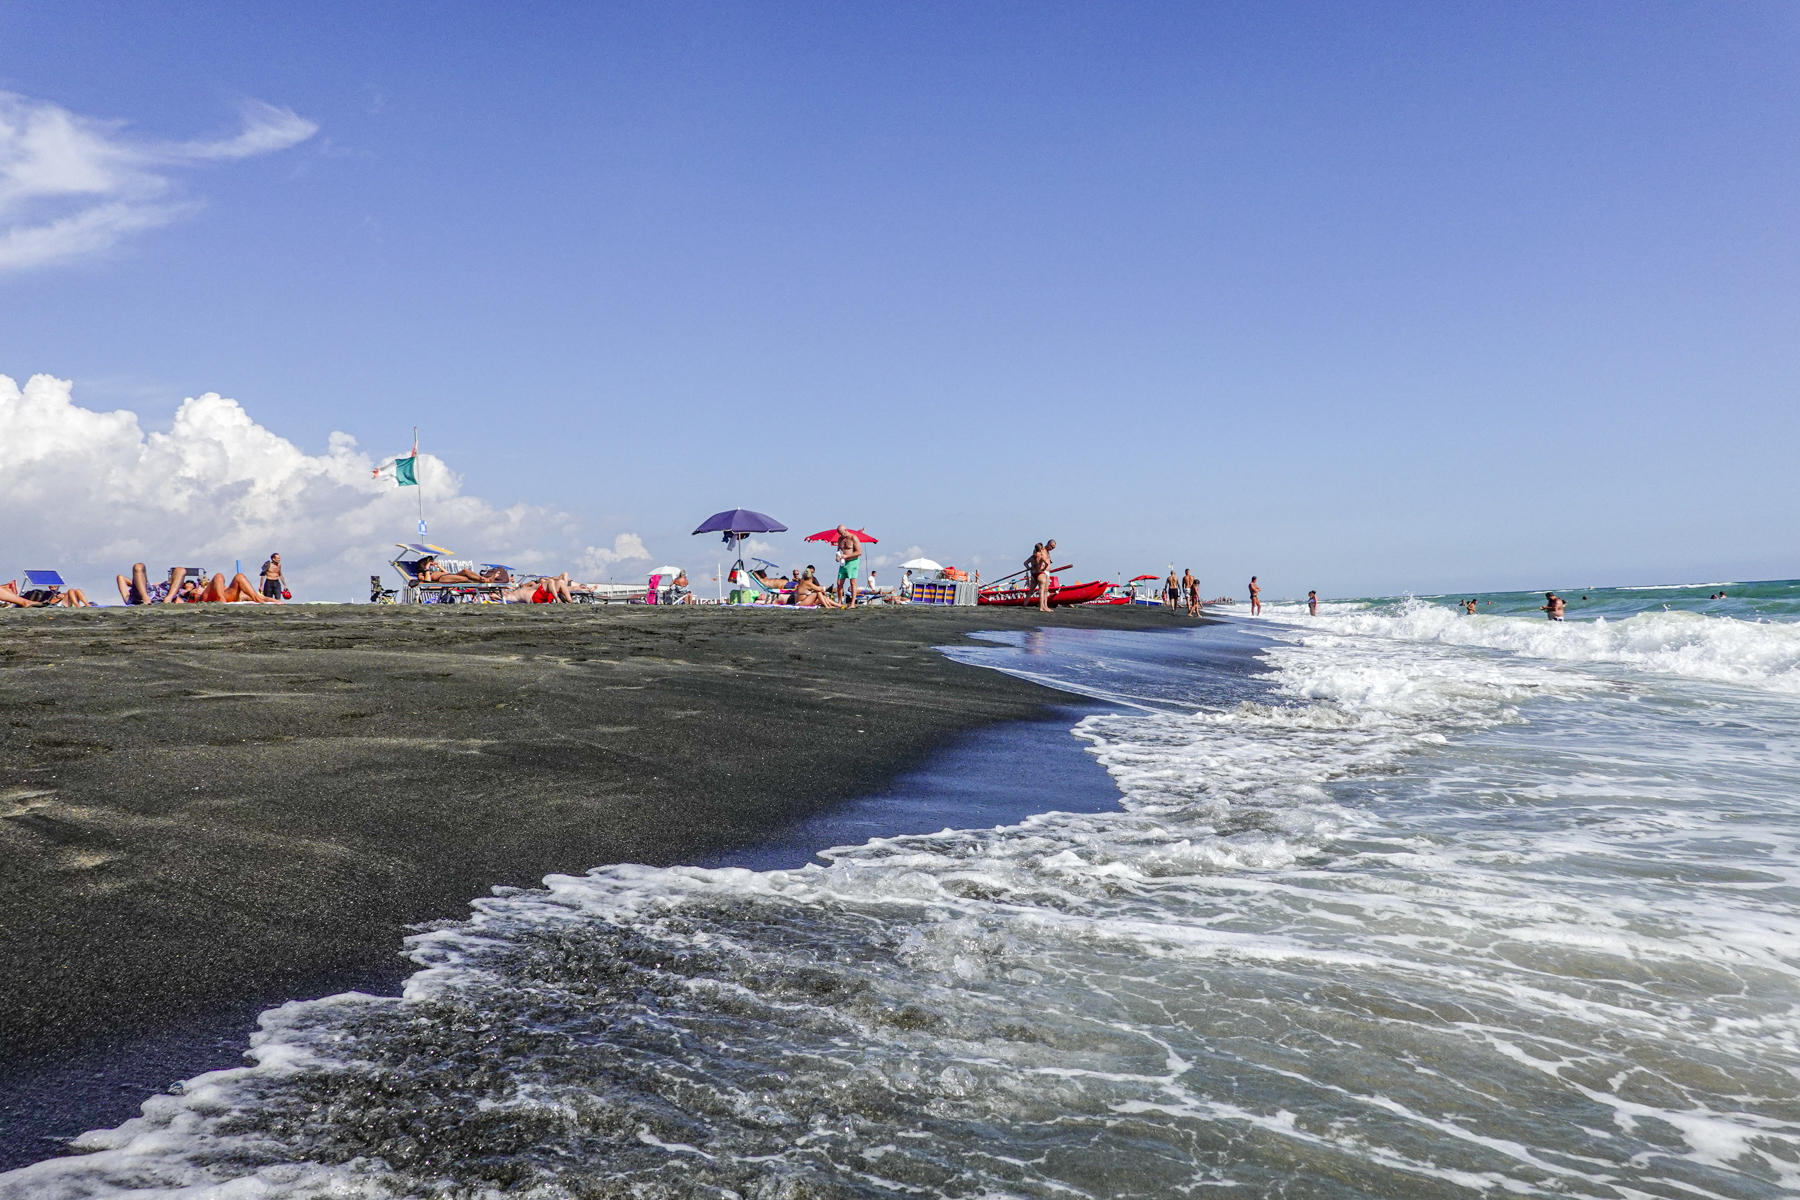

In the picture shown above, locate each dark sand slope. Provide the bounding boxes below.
[0,603,1189,1077]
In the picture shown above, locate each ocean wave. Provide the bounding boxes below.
[1281,600,1800,694]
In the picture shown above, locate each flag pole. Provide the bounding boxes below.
[414,426,425,537]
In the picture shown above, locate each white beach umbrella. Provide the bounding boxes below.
[652,565,683,576]
[899,557,942,571]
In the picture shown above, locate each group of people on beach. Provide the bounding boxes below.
[117,554,290,606]
[1161,569,1204,617]
[0,553,291,609]
[743,527,888,608]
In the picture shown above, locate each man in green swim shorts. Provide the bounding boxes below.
[833,525,863,606]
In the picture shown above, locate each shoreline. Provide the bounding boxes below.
[0,603,1200,1166]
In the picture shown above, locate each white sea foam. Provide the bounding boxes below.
[9,618,1800,1198]
[1259,598,1800,694]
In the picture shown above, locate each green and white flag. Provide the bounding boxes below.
[374,455,419,486]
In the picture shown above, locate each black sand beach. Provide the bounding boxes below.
[0,602,1191,1161]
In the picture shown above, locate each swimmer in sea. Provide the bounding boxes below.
[1464,598,1477,615]
[1308,590,1318,616]
[1540,592,1565,621]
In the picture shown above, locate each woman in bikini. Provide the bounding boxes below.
[414,556,489,584]
[792,572,844,608]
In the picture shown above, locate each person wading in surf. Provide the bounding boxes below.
[1540,592,1566,621]
[1249,576,1262,616]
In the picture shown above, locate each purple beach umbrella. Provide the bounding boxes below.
[693,509,787,594]
[692,508,787,536]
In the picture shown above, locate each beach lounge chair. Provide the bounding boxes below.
[387,544,515,604]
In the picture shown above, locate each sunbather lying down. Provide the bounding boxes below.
[194,572,280,602]
[12,581,95,607]
[115,565,280,605]
[1,580,48,608]
[414,556,508,584]
[118,564,182,604]
[503,572,575,603]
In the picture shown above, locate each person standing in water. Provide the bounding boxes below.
[1248,576,1261,616]
[1540,592,1566,621]
[1464,598,1478,615]
[1308,590,1318,616]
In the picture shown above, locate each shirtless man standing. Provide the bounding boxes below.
[1540,592,1566,621]
[1249,576,1261,616]
[259,552,286,600]
[1180,569,1196,616]
[834,525,863,605]
[1308,590,1319,616]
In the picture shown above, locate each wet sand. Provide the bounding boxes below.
[0,603,1192,1103]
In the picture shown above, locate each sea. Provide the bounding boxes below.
[5,579,1799,1198]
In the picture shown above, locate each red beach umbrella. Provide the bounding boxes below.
[804,527,879,543]
[1129,574,1159,582]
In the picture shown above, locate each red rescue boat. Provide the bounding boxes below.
[977,579,1110,607]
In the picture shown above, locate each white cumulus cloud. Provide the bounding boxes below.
[577,533,652,579]
[0,93,316,271]
[0,374,635,600]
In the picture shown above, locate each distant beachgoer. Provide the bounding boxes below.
[414,556,487,584]
[1249,576,1261,616]
[793,574,844,608]
[1309,591,1319,616]
[193,575,277,604]
[1025,543,1051,612]
[117,564,188,605]
[0,580,47,608]
[259,553,286,600]
[1188,573,1202,617]
[1039,539,1059,611]
[1540,592,1565,621]
[1180,570,1195,616]
[1163,570,1179,610]
[21,580,94,607]
[834,526,863,605]
[669,570,696,604]
[1463,599,1477,615]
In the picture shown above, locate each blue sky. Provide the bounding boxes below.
[2,2,1797,599]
